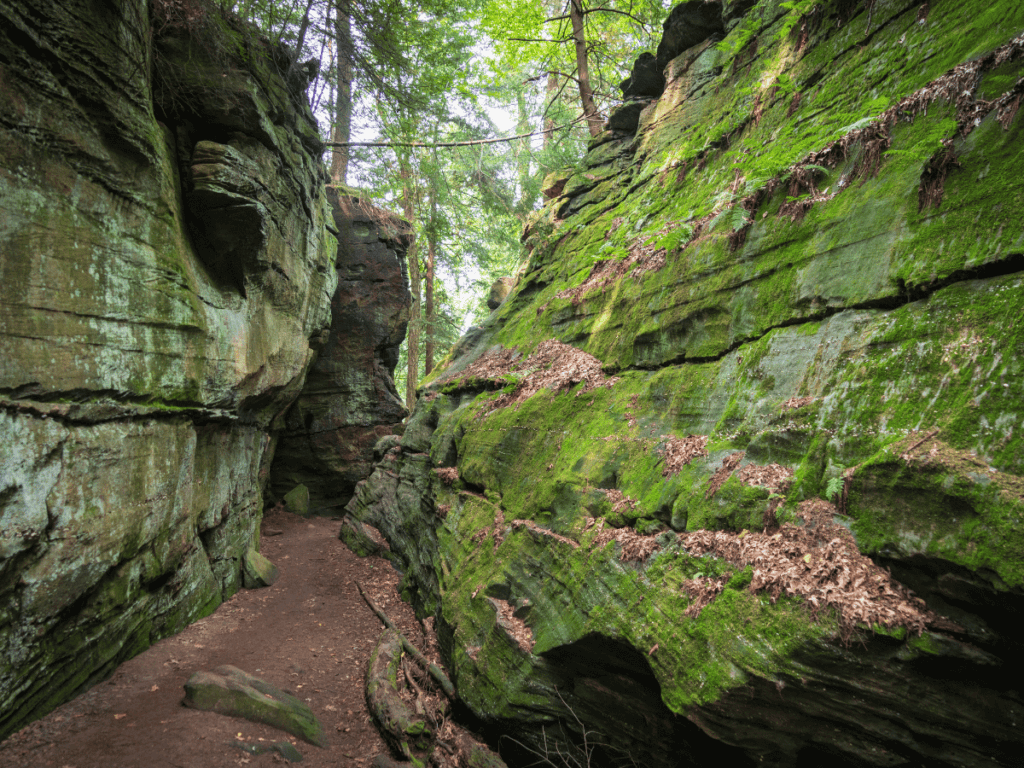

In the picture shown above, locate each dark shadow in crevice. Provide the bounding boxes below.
[459,477,488,497]
[494,633,759,768]
[876,553,1024,682]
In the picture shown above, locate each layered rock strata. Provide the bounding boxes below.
[347,1,1024,766]
[269,190,411,515]
[0,0,335,738]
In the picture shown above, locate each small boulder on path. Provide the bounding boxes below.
[183,665,327,747]
[284,483,311,516]
[242,547,280,588]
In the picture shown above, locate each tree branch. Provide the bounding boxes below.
[357,583,456,699]
[546,4,651,27]
[325,115,590,148]
[546,69,585,86]
[507,36,572,43]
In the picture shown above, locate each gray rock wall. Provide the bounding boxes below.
[0,0,335,737]
[270,190,411,515]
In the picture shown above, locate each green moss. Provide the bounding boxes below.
[682,474,770,532]
[507,0,1024,378]
[846,449,1024,588]
[905,631,945,656]
[726,564,754,591]
[434,488,836,718]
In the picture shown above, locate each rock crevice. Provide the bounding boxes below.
[269,188,412,517]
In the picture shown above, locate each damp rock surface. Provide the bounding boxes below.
[0,0,334,738]
[269,191,412,516]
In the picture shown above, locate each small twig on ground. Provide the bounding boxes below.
[899,427,940,460]
[402,656,427,716]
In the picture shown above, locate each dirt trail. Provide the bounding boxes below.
[0,507,436,768]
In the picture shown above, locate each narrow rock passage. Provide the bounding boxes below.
[0,506,435,767]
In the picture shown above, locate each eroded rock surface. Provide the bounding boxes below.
[269,190,411,515]
[0,0,334,738]
[347,1,1024,766]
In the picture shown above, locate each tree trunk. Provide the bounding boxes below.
[292,0,318,60]
[400,161,420,412]
[330,0,352,184]
[544,71,558,148]
[424,191,436,376]
[406,245,420,412]
[569,0,602,137]
[515,89,535,217]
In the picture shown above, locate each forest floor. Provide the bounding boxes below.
[0,506,439,768]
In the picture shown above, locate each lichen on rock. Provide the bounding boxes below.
[0,0,334,738]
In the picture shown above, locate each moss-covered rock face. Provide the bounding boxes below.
[348,1,1024,765]
[0,0,334,738]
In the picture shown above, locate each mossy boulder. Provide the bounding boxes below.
[183,665,327,747]
[242,549,280,588]
[487,277,516,310]
[284,484,312,517]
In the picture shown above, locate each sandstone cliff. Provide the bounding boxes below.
[0,0,335,738]
[269,189,411,516]
[347,1,1024,765]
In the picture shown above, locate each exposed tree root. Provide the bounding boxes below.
[360,584,509,768]
[918,138,961,211]
[366,628,435,766]
[358,583,456,699]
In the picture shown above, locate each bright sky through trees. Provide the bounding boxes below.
[222,0,670,407]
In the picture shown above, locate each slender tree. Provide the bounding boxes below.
[568,0,601,136]
[398,154,421,410]
[330,0,353,184]
[424,184,438,376]
[481,0,668,140]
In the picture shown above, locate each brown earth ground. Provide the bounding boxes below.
[0,506,442,768]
